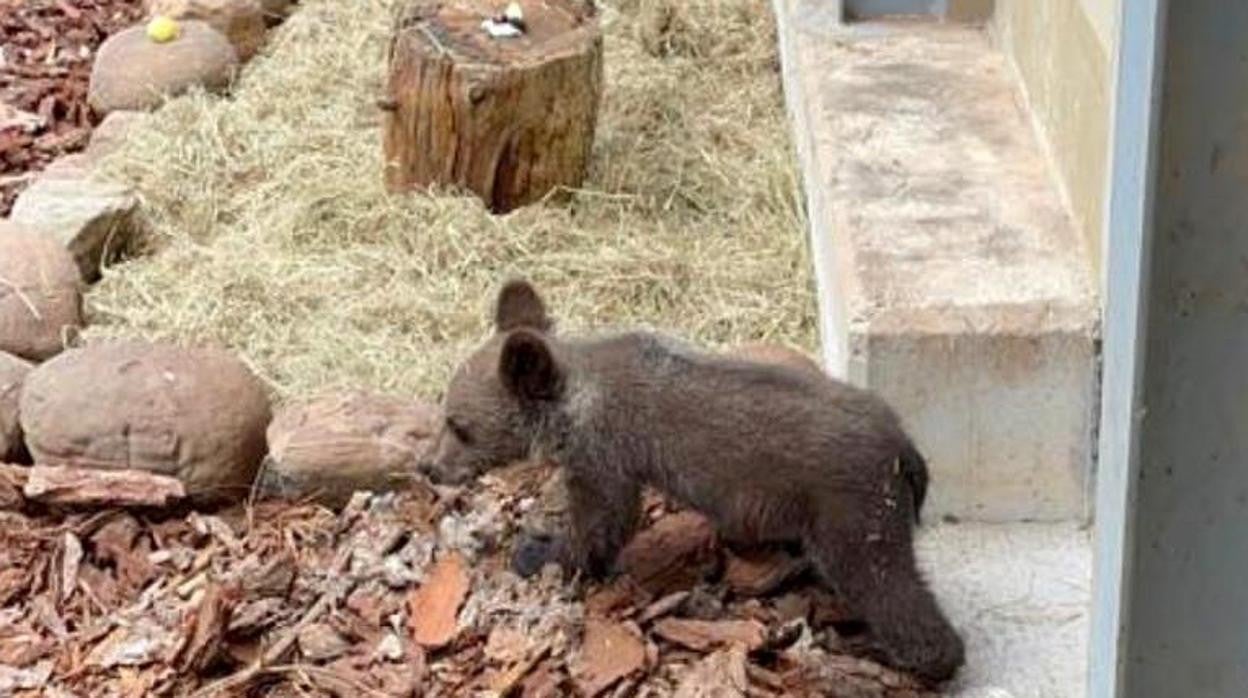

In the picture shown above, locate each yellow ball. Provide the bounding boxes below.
[146,16,181,44]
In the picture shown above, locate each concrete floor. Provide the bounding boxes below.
[918,522,1092,697]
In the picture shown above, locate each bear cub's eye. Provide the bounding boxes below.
[447,417,474,445]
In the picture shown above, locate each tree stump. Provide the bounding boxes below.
[383,0,603,214]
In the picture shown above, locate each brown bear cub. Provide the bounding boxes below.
[422,279,965,685]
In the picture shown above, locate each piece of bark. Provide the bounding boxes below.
[227,598,286,638]
[0,568,29,607]
[638,590,690,624]
[297,623,352,662]
[86,617,181,669]
[487,640,551,695]
[723,548,808,597]
[520,660,564,698]
[407,552,470,649]
[0,630,51,667]
[383,0,603,213]
[22,465,186,507]
[59,532,83,602]
[585,577,645,619]
[484,627,531,664]
[178,582,239,673]
[672,645,750,698]
[91,514,159,592]
[616,511,718,594]
[651,618,766,653]
[780,651,936,698]
[0,464,26,509]
[232,551,297,598]
[573,619,645,697]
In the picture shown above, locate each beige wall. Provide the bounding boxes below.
[993,0,1120,278]
[1079,0,1119,51]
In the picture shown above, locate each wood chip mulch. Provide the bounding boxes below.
[0,0,146,215]
[0,460,941,697]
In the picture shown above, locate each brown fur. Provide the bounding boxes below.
[422,279,964,684]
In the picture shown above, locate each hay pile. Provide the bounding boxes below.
[87,0,815,400]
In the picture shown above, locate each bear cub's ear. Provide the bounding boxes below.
[499,329,564,402]
[494,278,553,333]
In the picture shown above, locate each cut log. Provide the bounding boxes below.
[383,0,603,213]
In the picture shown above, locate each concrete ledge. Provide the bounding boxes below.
[775,3,1099,521]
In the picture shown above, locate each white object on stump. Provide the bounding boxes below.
[382,0,603,214]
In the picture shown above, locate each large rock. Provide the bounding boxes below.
[84,111,149,162]
[19,341,271,502]
[0,230,84,361]
[9,173,141,282]
[262,391,439,507]
[145,0,267,61]
[259,0,295,25]
[88,21,239,115]
[0,352,32,462]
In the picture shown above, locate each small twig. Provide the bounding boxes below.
[244,459,269,536]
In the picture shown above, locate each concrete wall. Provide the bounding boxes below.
[844,0,993,22]
[1092,2,1248,694]
[992,0,1120,280]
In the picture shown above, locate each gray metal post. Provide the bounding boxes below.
[1093,1,1248,696]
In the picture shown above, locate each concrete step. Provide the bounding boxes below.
[920,521,1091,697]
[774,3,1100,522]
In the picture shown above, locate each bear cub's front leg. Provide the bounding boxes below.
[512,470,641,580]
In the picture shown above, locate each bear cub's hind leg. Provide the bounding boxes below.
[805,514,965,685]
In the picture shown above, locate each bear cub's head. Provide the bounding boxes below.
[421,279,564,485]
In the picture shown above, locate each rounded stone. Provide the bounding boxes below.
[88,21,239,115]
[0,352,33,462]
[0,228,84,361]
[19,341,271,501]
[262,391,439,507]
[259,0,295,24]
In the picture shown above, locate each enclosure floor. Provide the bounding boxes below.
[918,522,1091,698]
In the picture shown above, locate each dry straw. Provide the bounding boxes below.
[89,0,815,401]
